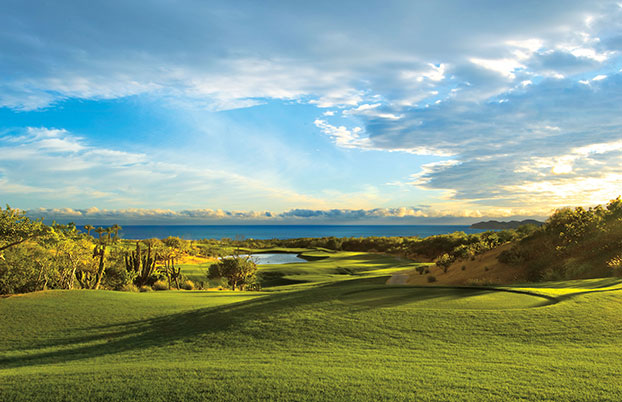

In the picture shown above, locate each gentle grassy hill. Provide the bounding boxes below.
[2,252,622,401]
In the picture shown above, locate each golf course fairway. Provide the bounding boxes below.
[2,252,622,401]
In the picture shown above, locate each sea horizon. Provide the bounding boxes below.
[81,224,489,240]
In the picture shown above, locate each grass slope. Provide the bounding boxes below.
[2,252,622,401]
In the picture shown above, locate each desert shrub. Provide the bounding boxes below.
[607,256,622,276]
[427,275,437,283]
[435,253,453,273]
[495,197,622,280]
[152,280,168,291]
[484,266,489,271]
[461,265,466,271]
[562,258,594,279]
[120,283,138,292]
[181,280,195,290]
[139,285,152,292]
[102,264,133,290]
[498,247,525,264]
[0,243,56,294]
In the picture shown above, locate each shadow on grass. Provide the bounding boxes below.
[0,279,374,369]
[515,278,622,289]
[3,276,618,370]
[339,285,557,309]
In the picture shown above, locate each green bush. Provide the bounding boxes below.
[496,197,622,281]
[181,280,195,290]
[152,280,168,291]
[120,284,138,292]
[139,285,152,292]
[427,275,437,283]
[102,264,133,290]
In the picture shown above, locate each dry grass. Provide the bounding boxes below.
[400,243,527,286]
[177,255,216,265]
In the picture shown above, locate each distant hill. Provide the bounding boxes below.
[470,219,544,229]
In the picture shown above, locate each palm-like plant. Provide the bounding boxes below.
[84,225,94,237]
[94,227,105,240]
[104,227,112,242]
[110,224,122,242]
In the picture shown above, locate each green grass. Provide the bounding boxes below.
[339,285,551,309]
[2,252,622,401]
[257,250,425,288]
[180,250,425,287]
[179,261,214,284]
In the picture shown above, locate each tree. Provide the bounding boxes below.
[110,224,122,242]
[94,227,105,240]
[435,253,453,273]
[0,242,53,293]
[55,237,95,289]
[104,227,112,242]
[83,224,95,237]
[208,255,257,290]
[0,205,50,255]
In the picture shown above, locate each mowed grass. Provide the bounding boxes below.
[179,261,214,284]
[180,250,426,287]
[2,253,622,401]
[257,251,427,287]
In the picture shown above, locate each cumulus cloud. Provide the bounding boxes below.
[353,72,622,210]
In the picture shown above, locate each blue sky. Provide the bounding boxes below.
[1,0,622,224]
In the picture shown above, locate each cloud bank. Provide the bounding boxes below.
[25,205,546,225]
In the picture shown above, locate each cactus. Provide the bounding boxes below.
[164,256,182,289]
[124,241,158,287]
[92,243,107,290]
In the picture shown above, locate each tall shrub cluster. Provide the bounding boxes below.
[0,206,191,294]
[499,197,622,281]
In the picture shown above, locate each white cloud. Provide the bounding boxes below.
[0,127,342,211]
[313,119,370,149]
[2,1,622,217]
[0,1,615,113]
[469,57,524,79]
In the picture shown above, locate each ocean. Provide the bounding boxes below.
[97,225,487,240]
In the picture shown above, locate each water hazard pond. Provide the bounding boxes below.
[243,253,307,264]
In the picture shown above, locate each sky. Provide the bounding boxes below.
[1,0,622,224]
